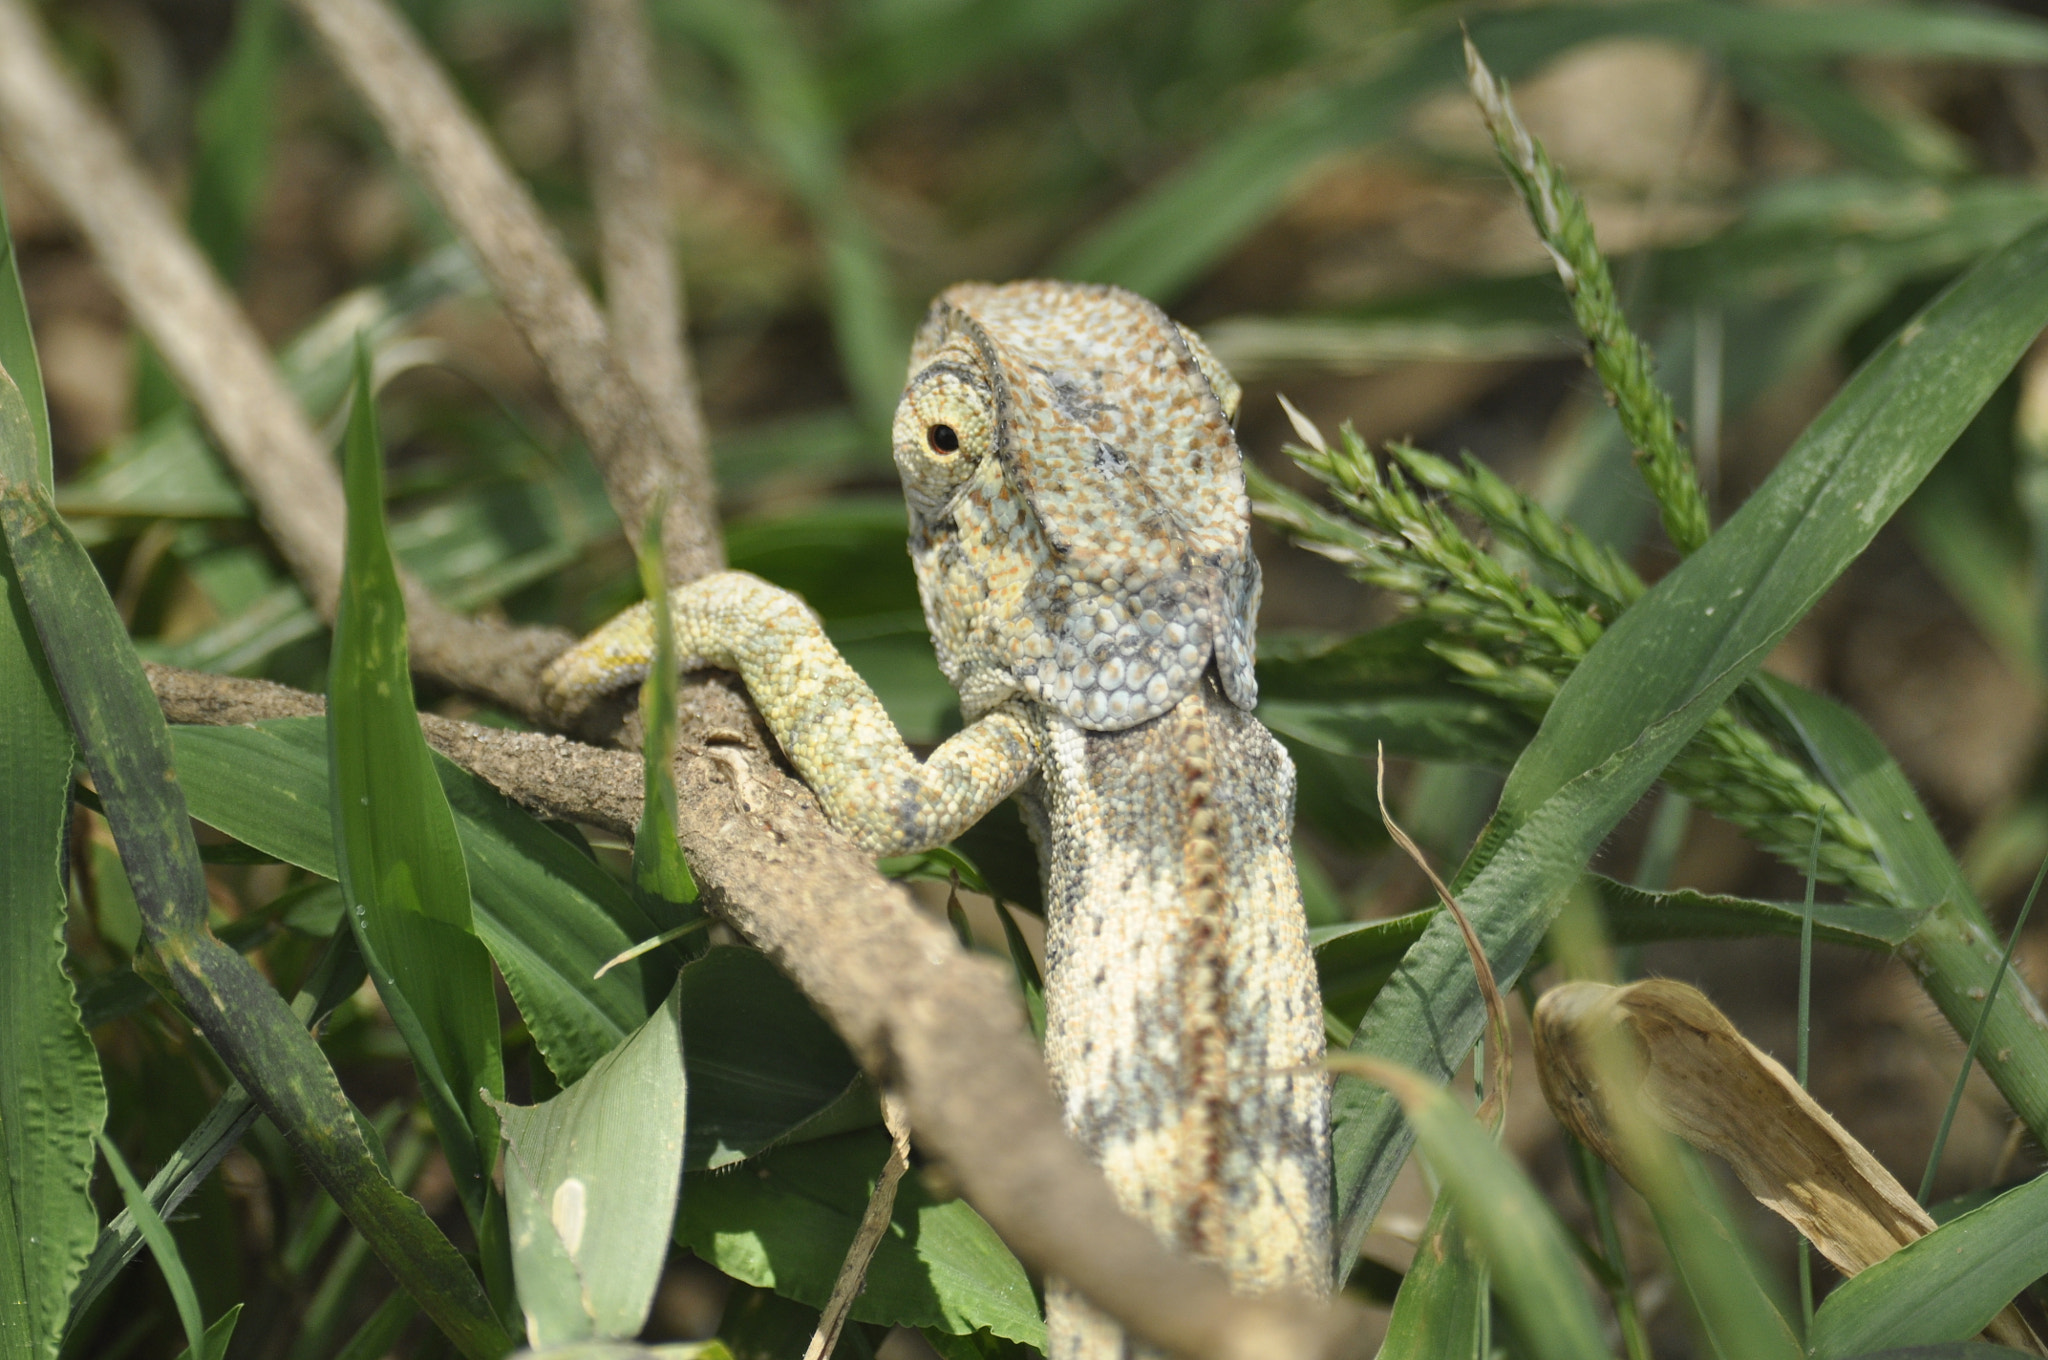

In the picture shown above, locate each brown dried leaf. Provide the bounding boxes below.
[1533,978,2041,1354]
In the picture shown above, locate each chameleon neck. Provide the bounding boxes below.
[1022,679,1330,1353]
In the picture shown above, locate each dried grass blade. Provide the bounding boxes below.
[1376,743,1510,1128]
[1533,978,2042,1353]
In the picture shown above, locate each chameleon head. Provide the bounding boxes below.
[892,280,1263,732]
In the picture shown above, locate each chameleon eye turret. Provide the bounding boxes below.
[892,354,992,517]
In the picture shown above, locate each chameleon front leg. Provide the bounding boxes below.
[541,570,1041,855]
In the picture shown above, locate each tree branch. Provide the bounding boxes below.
[145,661,1376,1360]
[574,0,710,501]
[290,0,724,584]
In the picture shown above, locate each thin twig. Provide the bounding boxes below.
[805,1095,913,1360]
[1375,743,1511,1130]
[145,661,1377,1360]
[290,0,723,583]
[0,0,570,717]
[0,0,344,610]
[574,0,709,468]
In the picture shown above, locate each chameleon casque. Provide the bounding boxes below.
[541,280,1331,1357]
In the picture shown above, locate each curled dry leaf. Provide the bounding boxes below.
[1533,978,2041,1354]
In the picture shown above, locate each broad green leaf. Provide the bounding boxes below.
[493,983,686,1346]
[0,202,50,473]
[0,352,507,1360]
[1809,1171,2048,1356]
[675,948,863,1171]
[1377,1196,1484,1360]
[393,463,621,613]
[0,306,102,1360]
[1588,877,1920,949]
[1059,2,2048,299]
[1256,623,1535,764]
[167,720,861,1159]
[328,343,503,1222]
[677,1127,1044,1349]
[171,718,666,1085]
[724,500,921,621]
[1329,214,2048,1272]
[1339,1061,1606,1360]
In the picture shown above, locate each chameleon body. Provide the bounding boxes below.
[543,281,1330,1357]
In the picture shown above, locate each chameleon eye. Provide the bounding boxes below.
[927,424,960,454]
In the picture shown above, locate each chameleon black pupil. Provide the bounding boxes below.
[928,423,960,453]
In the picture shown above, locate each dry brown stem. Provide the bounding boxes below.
[147,661,1376,1360]
[289,0,723,584]
[0,0,343,610]
[804,1095,912,1360]
[574,0,709,471]
[1374,743,1510,1128]
[0,0,577,717]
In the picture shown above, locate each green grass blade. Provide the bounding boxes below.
[1328,214,2048,1273]
[490,982,687,1345]
[68,1094,258,1328]
[1642,1144,1802,1360]
[171,1303,241,1360]
[1335,1059,1607,1360]
[0,246,102,1360]
[1809,1171,2048,1355]
[1377,1194,1484,1360]
[1755,677,2048,1144]
[93,1133,206,1360]
[328,340,503,1223]
[73,931,370,1325]
[1919,855,2047,1204]
[0,187,50,477]
[189,0,282,278]
[634,498,699,910]
[0,363,510,1360]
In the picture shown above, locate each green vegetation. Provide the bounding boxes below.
[10,0,2048,1356]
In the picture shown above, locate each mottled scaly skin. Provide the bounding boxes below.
[543,281,1330,1358]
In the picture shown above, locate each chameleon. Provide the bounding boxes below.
[541,280,1331,1358]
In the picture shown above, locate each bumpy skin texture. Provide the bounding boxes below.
[542,280,1331,1360]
